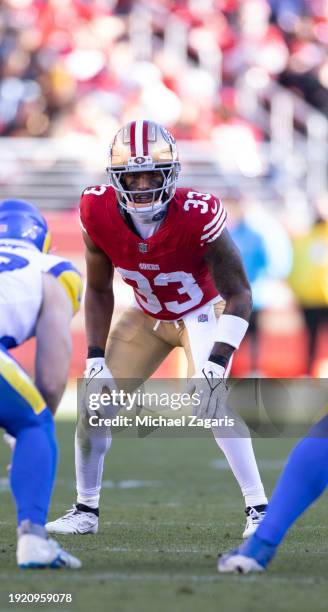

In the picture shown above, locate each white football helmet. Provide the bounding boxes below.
[107,120,180,215]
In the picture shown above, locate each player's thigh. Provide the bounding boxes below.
[106,307,172,386]
[0,348,50,437]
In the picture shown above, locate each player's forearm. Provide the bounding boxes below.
[221,288,253,322]
[35,337,71,414]
[35,273,74,413]
[204,230,253,363]
[209,249,253,324]
[209,289,252,361]
[85,285,114,351]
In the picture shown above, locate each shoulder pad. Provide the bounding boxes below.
[41,255,82,314]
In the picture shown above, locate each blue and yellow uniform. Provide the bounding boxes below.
[0,199,82,526]
[219,414,328,571]
[0,344,57,525]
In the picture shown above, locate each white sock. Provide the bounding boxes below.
[212,431,267,507]
[75,429,112,509]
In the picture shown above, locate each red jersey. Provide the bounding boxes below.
[80,185,227,321]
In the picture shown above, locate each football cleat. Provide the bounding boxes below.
[46,505,98,535]
[243,505,267,539]
[17,534,81,569]
[218,550,264,574]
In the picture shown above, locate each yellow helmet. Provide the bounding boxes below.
[107,120,180,212]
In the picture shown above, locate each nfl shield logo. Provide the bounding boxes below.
[198,314,208,323]
[138,243,148,253]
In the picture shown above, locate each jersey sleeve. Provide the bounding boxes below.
[199,196,227,246]
[79,188,94,235]
[40,254,83,315]
[79,185,108,247]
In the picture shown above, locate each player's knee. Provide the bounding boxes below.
[292,425,328,473]
[36,405,55,429]
[76,428,112,455]
[40,408,57,450]
[13,408,57,468]
[6,403,54,439]
[25,407,57,451]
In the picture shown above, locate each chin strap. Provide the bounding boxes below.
[127,202,167,224]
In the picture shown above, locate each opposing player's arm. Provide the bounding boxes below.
[204,228,252,362]
[83,230,114,354]
[35,273,73,414]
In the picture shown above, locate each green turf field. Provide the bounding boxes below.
[0,423,327,612]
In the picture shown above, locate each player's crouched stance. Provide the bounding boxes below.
[0,200,82,569]
[47,120,268,539]
[218,415,328,574]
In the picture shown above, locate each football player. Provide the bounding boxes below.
[46,120,267,537]
[0,199,81,569]
[218,415,328,573]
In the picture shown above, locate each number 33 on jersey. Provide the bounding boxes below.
[80,186,227,320]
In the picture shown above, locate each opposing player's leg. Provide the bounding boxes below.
[0,348,80,569]
[47,306,173,534]
[219,415,328,573]
[182,300,267,537]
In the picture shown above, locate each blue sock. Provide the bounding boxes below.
[10,414,57,526]
[239,534,277,568]
[240,416,328,566]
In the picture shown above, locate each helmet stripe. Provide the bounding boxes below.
[130,121,136,156]
[134,120,144,156]
[142,120,149,155]
[42,230,51,253]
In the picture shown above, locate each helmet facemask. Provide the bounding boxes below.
[107,120,180,218]
[108,163,180,216]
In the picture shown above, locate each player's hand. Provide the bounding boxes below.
[187,360,229,420]
[84,356,116,396]
[82,357,117,420]
[84,357,113,380]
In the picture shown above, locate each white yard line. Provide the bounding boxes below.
[107,547,205,553]
[102,480,161,489]
[211,459,286,470]
[0,573,322,585]
[0,478,9,492]
[104,521,238,527]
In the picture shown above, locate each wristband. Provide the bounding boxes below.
[216,314,249,349]
[87,346,105,359]
[208,354,229,369]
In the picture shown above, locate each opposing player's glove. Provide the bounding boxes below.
[187,360,229,420]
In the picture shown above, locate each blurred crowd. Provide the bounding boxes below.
[225,191,328,376]
[0,0,327,142]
